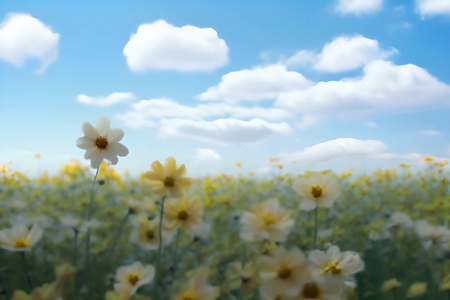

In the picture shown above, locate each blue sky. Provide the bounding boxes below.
[1,0,450,177]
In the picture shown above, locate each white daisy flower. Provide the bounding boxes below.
[0,224,44,252]
[76,116,129,169]
[114,261,155,296]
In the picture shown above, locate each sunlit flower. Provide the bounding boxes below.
[236,162,242,168]
[34,153,41,159]
[258,246,309,298]
[421,155,434,162]
[76,116,129,169]
[415,220,450,248]
[308,246,364,289]
[0,224,44,252]
[240,198,294,243]
[293,172,340,211]
[164,197,204,231]
[406,282,427,298]
[380,278,401,292]
[143,157,192,197]
[114,261,155,296]
[172,274,216,300]
[131,214,175,250]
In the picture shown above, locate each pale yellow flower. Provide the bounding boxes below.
[172,274,217,300]
[240,198,294,243]
[406,282,427,298]
[292,172,340,211]
[236,162,242,167]
[415,220,450,248]
[223,262,259,297]
[76,116,129,169]
[131,214,175,250]
[0,224,44,252]
[308,246,364,289]
[164,197,204,232]
[258,246,309,298]
[143,157,192,197]
[12,281,61,300]
[114,261,155,296]
[380,278,401,292]
[421,155,434,162]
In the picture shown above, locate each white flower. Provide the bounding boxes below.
[308,246,364,289]
[292,172,340,211]
[76,116,129,169]
[386,212,413,230]
[415,220,450,249]
[0,224,44,252]
[114,261,155,296]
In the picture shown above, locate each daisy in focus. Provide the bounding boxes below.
[76,116,129,169]
[292,171,340,211]
[0,224,44,252]
[143,157,193,197]
[114,261,155,296]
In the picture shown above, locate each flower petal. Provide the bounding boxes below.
[150,160,165,178]
[104,151,119,165]
[109,143,129,157]
[90,152,104,169]
[76,136,94,150]
[96,116,111,137]
[81,122,98,139]
[108,128,124,143]
[164,157,177,176]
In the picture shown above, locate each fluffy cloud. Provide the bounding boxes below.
[415,0,450,18]
[158,118,292,145]
[278,138,387,166]
[0,13,59,73]
[286,35,397,73]
[77,92,135,107]
[194,148,222,161]
[334,0,383,16]
[197,64,311,102]
[123,19,228,72]
[276,60,450,123]
[419,129,442,136]
[117,98,292,129]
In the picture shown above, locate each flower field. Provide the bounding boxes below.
[0,118,449,299]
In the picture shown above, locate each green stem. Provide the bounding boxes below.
[20,252,32,292]
[153,195,166,296]
[73,228,79,266]
[112,212,130,257]
[313,206,318,249]
[170,229,181,287]
[85,167,99,265]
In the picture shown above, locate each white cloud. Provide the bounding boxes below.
[415,0,450,18]
[117,98,292,129]
[364,121,378,128]
[197,64,311,102]
[194,148,222,161]
[0,13,59,73]
[335,0,383,16]
[77,92,135,107]
[158,118,292,145]
[419,129,442,136]
[278,138,387,166]
[276,60,450,121]
[286,35,397,73]
[123,19,228,72]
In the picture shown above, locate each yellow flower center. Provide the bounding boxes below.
[128,273,140,286]
[14,237,29,248]
[95,136,108,149]
[323,262,342,275]
[301,282,320,298]
[178,211,189,220]
[278,267,292,279]
[261,213,277,226]
[164,176,175,187]
[311,186,323,198]
[146,230,155,240]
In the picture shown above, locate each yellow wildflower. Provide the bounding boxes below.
[380,278,401,292]
[406,282,426,298]
[164,197,204,232]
